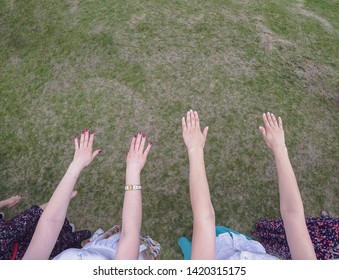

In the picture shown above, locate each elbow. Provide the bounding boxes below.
[280,206,305,222]
[194,205,215,225]
[119,225,141,241]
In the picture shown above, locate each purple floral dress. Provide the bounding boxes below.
[0,205,91,259]
[252,217,339,259]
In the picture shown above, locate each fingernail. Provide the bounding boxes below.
[150,141,153,145]
[74,136,77,140]
[81,130,85,134]
[134,134,137,138]
[90,130,94,134]
[142,133,146,138]
[85,128,88,132]
[98,150,103,154]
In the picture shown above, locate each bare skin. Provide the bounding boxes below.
[182,110,216,260]
[0,195,21,209]
[259,112,316,260]
[23,129,101,260]
[39,191,77,211]
[115,132,152,260]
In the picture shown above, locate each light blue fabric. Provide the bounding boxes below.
[216,226,252,240]
[178,225,252,260]
[216,232,278,260]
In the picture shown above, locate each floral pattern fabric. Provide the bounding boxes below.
[252,217,339,259]
[0,205,91,260]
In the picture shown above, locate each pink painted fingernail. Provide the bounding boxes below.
[150,141,153,145]
[134,134,137,138]
[74,136,77,140]
[90,130,94,134]
[98,150,103,154]
[81,130,85,134]
[85,128,88,132]
[142,133,146,138]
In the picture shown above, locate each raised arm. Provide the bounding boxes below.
[182,110,215,260]
[23,129,101,260]
[0,195,21,209]
[115,132,152,260]
[259,112,316,260]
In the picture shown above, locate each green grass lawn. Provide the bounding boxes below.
[1,0,338,259]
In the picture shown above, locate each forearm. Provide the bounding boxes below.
[23,162,81,259]
[274,148,316,259]
[188,148,215,259]
[274,148,305,218]
[116,168,142,259]
[122,169,142,235]
[188,148,214,222]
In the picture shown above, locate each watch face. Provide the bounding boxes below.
[125,185,142,191]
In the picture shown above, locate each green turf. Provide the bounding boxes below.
[0,0,338,259]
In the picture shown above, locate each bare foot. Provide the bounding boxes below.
[71,190,77,199]
[1,195,22,208]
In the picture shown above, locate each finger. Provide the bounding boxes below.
[186,111,191,129]
[80,130,85,148]
[139,133,146,151]
[143,141,152,158]
[278,117,283,130]
[182,117,187,132]
[203,126,209,139]
[130,134,137,151]
[271,113,278,127]
[74,135,79,151]
[88,130,95,148]
[262,113,270,128]
[259,126,266,136]
[135,132,142,151]
[84,128,89,147]
[190,110,195,128]
[267,112,274,127]
[194,111,200,129]
[92,149,103,160]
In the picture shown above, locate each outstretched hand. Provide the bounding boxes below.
[126,132,152,174]
[182,110,208,151]
[259,112,286,154]
[72,129,102,171]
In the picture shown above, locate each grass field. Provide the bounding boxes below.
[0,0,338,259]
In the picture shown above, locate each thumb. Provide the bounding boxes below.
[92,149,103,160]
[203,126,209,138]
[258,126,266,137]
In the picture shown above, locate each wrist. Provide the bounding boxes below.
[126,168,141,185]
[272,146,288,158]
[67,162,83,177]
[187,147,204,155]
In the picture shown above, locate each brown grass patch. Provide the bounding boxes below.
[294,59,338,100]
[255,19,295,51]
[293,0,336,34]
